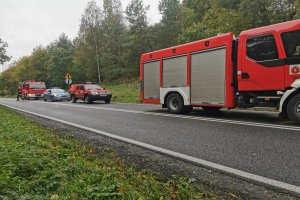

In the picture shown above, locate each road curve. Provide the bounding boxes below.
[0,98,300,194]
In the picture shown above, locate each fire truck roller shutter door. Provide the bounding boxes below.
[191,47,226,105]
[143,60,160,99]
[162,55,187,88]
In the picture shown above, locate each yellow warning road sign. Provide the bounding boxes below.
[64,73,72,79]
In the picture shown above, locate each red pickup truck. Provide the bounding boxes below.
[69,83,112,104]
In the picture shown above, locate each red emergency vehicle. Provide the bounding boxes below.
[20,80,46,100]
[140,19,300,123]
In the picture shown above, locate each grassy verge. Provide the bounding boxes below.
[103,80,140,103]
[0,106,226,200]
[0,95,16,98]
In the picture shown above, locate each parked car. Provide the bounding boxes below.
[69,83,112,104]
[43,88,70,102]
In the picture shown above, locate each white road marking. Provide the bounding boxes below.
[1,103,300,195]
[19,100,300,132]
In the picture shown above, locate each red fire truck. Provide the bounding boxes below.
[140,19,300,123]
[20,80,46,100]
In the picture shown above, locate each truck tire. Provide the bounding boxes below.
[287,93,300,124]
[71,95,77,103]
[166,93,184,114]
[84,95,92,104]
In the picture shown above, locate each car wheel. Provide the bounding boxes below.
[166,93,184,114]
[43,97,47,101]
[51,97,54,102]
[71,95,77,103]
[105,99,111,104]
[84,95,91,104]
[287,94,300,124]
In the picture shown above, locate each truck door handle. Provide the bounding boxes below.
[242,73,250,79]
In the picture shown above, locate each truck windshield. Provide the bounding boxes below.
[29,83,46,89]
[85,85,102,90]
[281,30,300,58]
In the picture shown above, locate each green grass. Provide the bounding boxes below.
[0,106,226,200]
[103,80,140,103]
[0,95,16,98]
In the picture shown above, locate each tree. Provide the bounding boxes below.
[79,0,103,83]
[0,38,10,65]
[182,0,212,20]
[270,0,298,22]
[101,0,127,81]
[25,47,50,83]
[158,0,181,47]
[124,0,150,76]
[47,34,74,88]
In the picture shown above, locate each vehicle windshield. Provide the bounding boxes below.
[84,84,102,90]
[51,89,65,93]
[281,30,300,58]
[29,83,46,89]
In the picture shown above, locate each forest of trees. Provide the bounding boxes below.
[0,0,300,94]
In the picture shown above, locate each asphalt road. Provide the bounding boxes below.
[1,98,300,192]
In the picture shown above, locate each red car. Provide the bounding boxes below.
[69,83,112,104]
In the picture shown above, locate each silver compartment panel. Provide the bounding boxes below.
[163,55,187,88]
[191,47,226,104]
[143,61,160,99]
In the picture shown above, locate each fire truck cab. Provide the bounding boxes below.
[140,19,300,123]
[21,80,46,100]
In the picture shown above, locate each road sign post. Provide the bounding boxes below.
[64,73,72,90]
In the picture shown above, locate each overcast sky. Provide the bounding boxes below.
[0,0,161,72]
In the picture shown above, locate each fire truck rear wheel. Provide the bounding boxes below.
[287,93,300,124]
[166,93,184,114]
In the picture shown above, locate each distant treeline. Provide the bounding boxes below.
[1,0,299,94]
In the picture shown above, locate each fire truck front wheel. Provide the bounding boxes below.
[166,93,185,114]
[287,93,300,124]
